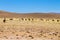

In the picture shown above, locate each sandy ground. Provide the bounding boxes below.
[0,21,60,40]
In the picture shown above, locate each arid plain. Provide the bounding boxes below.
[0,11,60,40]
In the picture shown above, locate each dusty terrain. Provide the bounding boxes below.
[0,11,60,40]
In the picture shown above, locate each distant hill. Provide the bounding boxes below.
[0,11,60,19]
